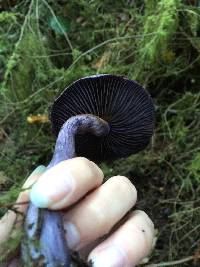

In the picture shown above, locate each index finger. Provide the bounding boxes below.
[30,157,104,210]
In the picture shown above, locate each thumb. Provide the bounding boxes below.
[0,165,46,245]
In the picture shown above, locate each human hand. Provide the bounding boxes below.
[0,157,154,267]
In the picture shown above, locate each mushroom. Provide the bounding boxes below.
[22,74,155,266]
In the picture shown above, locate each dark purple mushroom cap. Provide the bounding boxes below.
[51,74,155,162]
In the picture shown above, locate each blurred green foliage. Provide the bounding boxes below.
[0,0,200,266]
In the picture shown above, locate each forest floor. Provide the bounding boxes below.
[0,1,200,266]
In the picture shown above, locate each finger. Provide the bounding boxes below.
[30,157,104,210]
[0,210,17,245]
[63,176,137,250]
[88,210,154,267]
[0,166,46,244]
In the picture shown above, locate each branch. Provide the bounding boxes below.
[145,255,200,267]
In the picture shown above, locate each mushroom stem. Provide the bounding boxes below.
[49,114,110,167]
[23,114,109,267]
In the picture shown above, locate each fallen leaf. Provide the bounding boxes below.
[27,114,49,124]
[92,51,111,70]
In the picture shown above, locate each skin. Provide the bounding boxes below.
[0,157,155,267]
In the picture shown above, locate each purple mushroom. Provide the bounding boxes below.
[22,74,155,266]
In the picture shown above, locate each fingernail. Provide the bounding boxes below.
[31,165,46,176]
[89,246,127,267]
[64,222,80,249]
[30,169,75,208]
[89,161,104,179]
[23,165,46,190]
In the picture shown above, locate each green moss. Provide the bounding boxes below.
[0,11,17,23]
[133,0,181,81]
[3,30,53,102]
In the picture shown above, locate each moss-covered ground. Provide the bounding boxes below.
[0,0,200,266]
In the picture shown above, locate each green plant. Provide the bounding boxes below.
[0,0,200,266]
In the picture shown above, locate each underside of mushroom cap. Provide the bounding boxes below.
[51,74,155,162]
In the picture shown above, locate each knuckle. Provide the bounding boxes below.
[88,201,108,231]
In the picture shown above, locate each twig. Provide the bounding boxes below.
[68,32,157,70]
[5,76,63,105]
[145,254,200,267]
[0,201,29,209]
[5,32,157,107]
[177,223,200,245]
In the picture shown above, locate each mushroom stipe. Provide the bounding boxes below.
[22,74,155,266]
